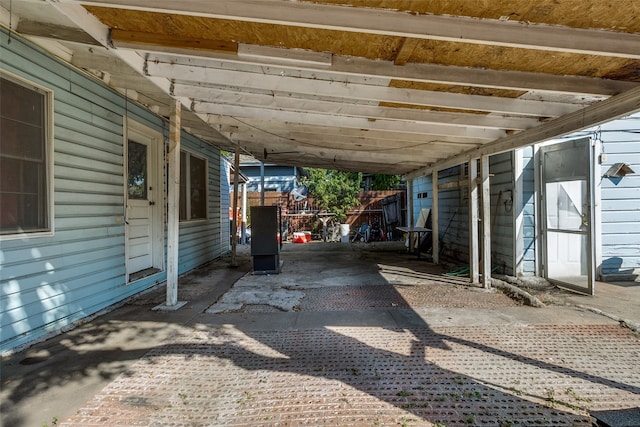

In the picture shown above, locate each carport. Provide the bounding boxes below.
[5,0,640,295]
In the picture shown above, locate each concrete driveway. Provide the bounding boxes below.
[2,242,639,426]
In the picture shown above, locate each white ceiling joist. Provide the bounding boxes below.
[132,46,638,97]
[188,90,540,130]
[210,117,484,147]
[162,67,583,117]
[194,103,505,139]
[238,142,437,165]
[48,2,174,102]
[406,85,640,179]
[65,0,640,58]
[218,127,474,157]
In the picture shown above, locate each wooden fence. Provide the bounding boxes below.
[236,190,406,239]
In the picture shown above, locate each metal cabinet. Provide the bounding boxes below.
[250,206,281,273]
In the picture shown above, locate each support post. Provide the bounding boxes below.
[431,170,439,264]
[481,155,492,288]
[260,161,265,205]
[407,178,414,227]
[156,99,186,310]
[231,147,240,267]
[469,160,480,284]
[241,182,248,244]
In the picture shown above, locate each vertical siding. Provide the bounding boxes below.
[598,114,640,277]
[413,157,519,275]
[0,32,227,353]
[516,146,537,276]
[411,167,469,262]
[489,153,515,275]
[438,166,470,261]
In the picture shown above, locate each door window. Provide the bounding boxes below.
[127,140,148,200]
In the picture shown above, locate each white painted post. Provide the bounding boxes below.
[241,181,248,244]
[513,150,525,276]
[431,170,439,264]
[481,155,492,289]
[164,99,184,309]
[231,147,240,267]
[469,160,480,284]
[407,178,414,227]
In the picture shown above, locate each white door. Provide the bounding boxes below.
[541,138,595,295]
[126,123,162,280]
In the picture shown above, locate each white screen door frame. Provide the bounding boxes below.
[125,120,164,281]
[540,137,596,295]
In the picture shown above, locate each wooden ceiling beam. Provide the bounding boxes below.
[394,38,419,66]
[111,29,238,53]
[161,66,582,117]
[406,85,640,178]
[70,0,640,58]
[193,102,505,139]
[223,132,464,160]
[209,116,484,147]
[187,88,540,130]
[16,19,101,45]
[136,47,637,97]
[214,125,474,149]
[227,139,435,171]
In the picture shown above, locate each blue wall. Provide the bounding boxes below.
[518,146,537,276]
[411,166,471,263]
[411,154,517,275]
[598,114,640,277]
[489,152,516,276]
[176,136,225,273]
[0,31,226,353]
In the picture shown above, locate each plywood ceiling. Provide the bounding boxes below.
[9,0,640,175]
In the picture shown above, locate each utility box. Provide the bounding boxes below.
[250,206,282,274]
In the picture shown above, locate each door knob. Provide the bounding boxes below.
[149,201,156,206]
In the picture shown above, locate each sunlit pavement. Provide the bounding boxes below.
[62,321,638,426]
[3,242,639,426]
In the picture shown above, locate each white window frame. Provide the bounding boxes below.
[0,70,54,241]
[180,149,209,222]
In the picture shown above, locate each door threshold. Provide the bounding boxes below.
[129,267,161,282]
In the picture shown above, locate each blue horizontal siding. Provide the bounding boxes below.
[410,176,432,227]
[598,113,640,276]
[177,135,224,274]
[0,30,227,353]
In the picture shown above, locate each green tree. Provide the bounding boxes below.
[302,169,362,222]
[370,174,401,190]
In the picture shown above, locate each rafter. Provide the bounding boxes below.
[194,103,505,139]
[161,66,583,117]
[208,115,484,147]
[188,89,540,130]
[216,125,473,156]
[131,46,638,97]
[65,0,640,58]
[406,85,640,178]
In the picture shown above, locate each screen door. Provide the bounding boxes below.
[541,138,595,295]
